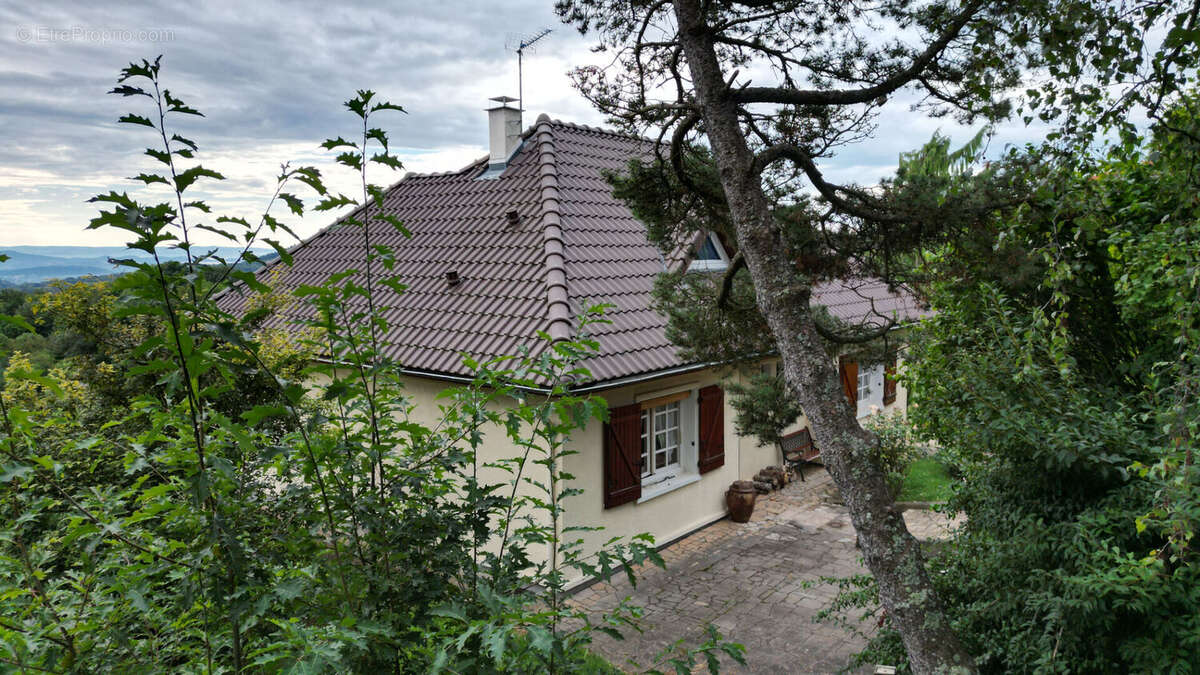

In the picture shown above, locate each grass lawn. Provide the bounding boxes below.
[899,458,955,502]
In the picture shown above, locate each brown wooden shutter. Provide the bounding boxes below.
[603,403,642,509]
[883,357,898,405]
[697,385,725,474]
[839,358,858,406]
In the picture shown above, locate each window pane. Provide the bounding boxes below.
[644,400,685,478]
[697,235,721,260]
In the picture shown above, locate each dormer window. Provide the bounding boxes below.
[688,232,730,272]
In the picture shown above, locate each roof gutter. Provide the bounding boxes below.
[386,363,721,395]
[310,355,723,397]
[563,322,919,394]
[312,356,558,395]
[566,361,719,394]
[309,320,918,397]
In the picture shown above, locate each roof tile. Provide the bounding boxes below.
[219,117,927,384]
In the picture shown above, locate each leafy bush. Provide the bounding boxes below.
[825,98,1200,672]
[0,58,743,674]
[725,370,804,447]
[861,412,925,500]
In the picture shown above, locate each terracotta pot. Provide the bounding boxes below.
[726,480,757,523]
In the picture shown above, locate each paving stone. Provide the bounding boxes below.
[570,468,959,673]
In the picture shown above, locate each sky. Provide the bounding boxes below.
[0,0,1049,248]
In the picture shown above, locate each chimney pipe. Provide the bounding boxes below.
[485,96,522,173]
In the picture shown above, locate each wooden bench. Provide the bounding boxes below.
[779,428,820,481]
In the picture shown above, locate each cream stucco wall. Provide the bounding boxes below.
[559,367,750,583]
[327,365,778,583]
[308,369,556,565]
[556,358,909,585]
[313,352,910,586]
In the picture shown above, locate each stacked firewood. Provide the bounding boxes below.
[752,465,788,494]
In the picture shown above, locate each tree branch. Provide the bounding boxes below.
[728,0,987,107]
[751,142,903,223]
[716,251,746,309]
[812,313,898,344]
[669,111,726,205]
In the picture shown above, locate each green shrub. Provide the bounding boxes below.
[825,98,1200,673]
[0,58,743,674]
[862,412,924,499]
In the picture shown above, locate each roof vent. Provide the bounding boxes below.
[480,96,522,179]
[444,270,461,287]
[506,210,520,227]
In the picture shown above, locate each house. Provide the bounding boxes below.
[222,99,926,582]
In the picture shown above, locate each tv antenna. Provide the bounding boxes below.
[505,28,552,112]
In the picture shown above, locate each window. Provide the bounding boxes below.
[604,385,724,509]
[688,232,730,272]
[641,400,682,484]
[856,368,871,404]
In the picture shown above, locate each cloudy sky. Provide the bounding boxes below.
[0,1,1046,247]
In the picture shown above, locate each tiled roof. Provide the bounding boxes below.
[219,115,926,385]
[811,277,933,326]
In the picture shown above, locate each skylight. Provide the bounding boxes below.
[688,232,729,272]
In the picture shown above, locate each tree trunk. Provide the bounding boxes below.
[671,1,976,672]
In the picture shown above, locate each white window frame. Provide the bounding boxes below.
[641,400,683,486]
[856,368,871,404]
[856,364,886,418]
[634,391,702,503]
[687,232,730,272]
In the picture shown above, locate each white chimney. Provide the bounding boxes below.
[485,96,522,171]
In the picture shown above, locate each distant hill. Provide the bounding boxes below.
[0,246,271,284]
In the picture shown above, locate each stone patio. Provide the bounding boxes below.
[570,468,958,674]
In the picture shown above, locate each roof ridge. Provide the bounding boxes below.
[531,113,655,145]
[397,115,648,181]
[400,154,489,180]
[533,116,572,343]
